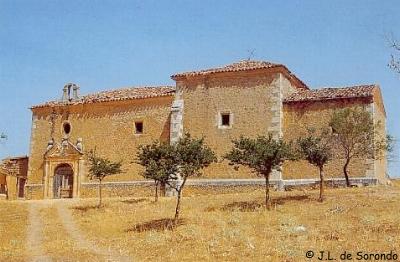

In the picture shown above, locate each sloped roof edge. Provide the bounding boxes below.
[31,86,176,109]
[171,60,308,90]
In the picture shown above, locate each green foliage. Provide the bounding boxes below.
[137,134,216,189]
[225,134,294,208]
[137,141,178,185]
[225,134,294,175]
[136,134,216,220]
[297,129,333,202]
[329,107,376,159]
[297,129,333,169]
[87,150,122,182]
[87,150,122,207]
[329,107,392,186]
[175,134,217,181]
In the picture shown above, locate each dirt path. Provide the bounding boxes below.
[27,202,52,262]
[26,200,131,262]
[55,202,131,262]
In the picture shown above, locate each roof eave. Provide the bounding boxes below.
[283,95,374,104]
[30,92,176,110]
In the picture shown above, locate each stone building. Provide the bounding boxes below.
[0,156,28,200]
[21,60,387,199]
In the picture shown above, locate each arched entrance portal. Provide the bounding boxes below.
[53,164,73,198]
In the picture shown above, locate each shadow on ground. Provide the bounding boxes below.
[273,194,310,205]
[121,198,148,205]
[127,218,186,232]
[72,204,101,212]
[206,195,311,212]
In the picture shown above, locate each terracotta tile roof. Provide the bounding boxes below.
[171,60,308,89]
[283,84,377,103]
[172,60,280,77]
[31,86,176,109]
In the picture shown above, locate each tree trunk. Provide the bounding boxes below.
[160,182,166,197]
[264,172,271,210]
[174,178,187,222]
[343,158,351,187]
[319,166,325,202]
[98,179,102,207]
[174,190,182,222]
[154,180,158,202]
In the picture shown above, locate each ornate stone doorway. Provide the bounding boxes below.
[53,164,74,198]
[43,138,85,199]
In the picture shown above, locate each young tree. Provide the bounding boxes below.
[172,134,216,221]
[329,108,390,187]
[225,134,294,209]
[87,150,122,207]
[297,129,333,202]
[137,142,178,202]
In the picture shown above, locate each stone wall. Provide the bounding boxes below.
[27,96,174,187]
[0,157,28,199]
[79,182,155,198]
[372,87,388,182]
[282,97,386,182]
[25,73,388,200]
[176,70,298,179]
[25,184,44,200]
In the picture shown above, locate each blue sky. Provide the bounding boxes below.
[0,0,399,176]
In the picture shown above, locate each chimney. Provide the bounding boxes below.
[72,84,79,100]
[62,85,69,101]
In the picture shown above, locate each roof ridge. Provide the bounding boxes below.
[171,59,281,77]
[171,59,308,89]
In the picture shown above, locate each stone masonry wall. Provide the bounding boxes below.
[27,96,174,188]
[372,88,388,182]
[177,70,297,179]
[282,98,382,181]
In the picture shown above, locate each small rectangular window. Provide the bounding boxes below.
[135,121,143,134]
[221,113,230,127]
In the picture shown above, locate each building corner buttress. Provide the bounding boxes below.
[170,98,184,145]
[269,74,284,188]
[167,87,184,196]
[365,103,377,180]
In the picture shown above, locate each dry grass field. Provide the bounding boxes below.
[0,201,28,261]
[0,181,399,261]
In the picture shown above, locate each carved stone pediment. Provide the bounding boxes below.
[0,166,8,176]
[45,139,83,160]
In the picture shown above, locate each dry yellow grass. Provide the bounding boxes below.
[40,203,104,261]
[0,181,399,261]
[0,201,28,262]
[70,181,400,261]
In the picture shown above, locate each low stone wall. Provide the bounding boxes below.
[80,181,154,198]
[25,184,43,200]
[22,177,379,200]
[185,185,265,196]
[78,177,378,199]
